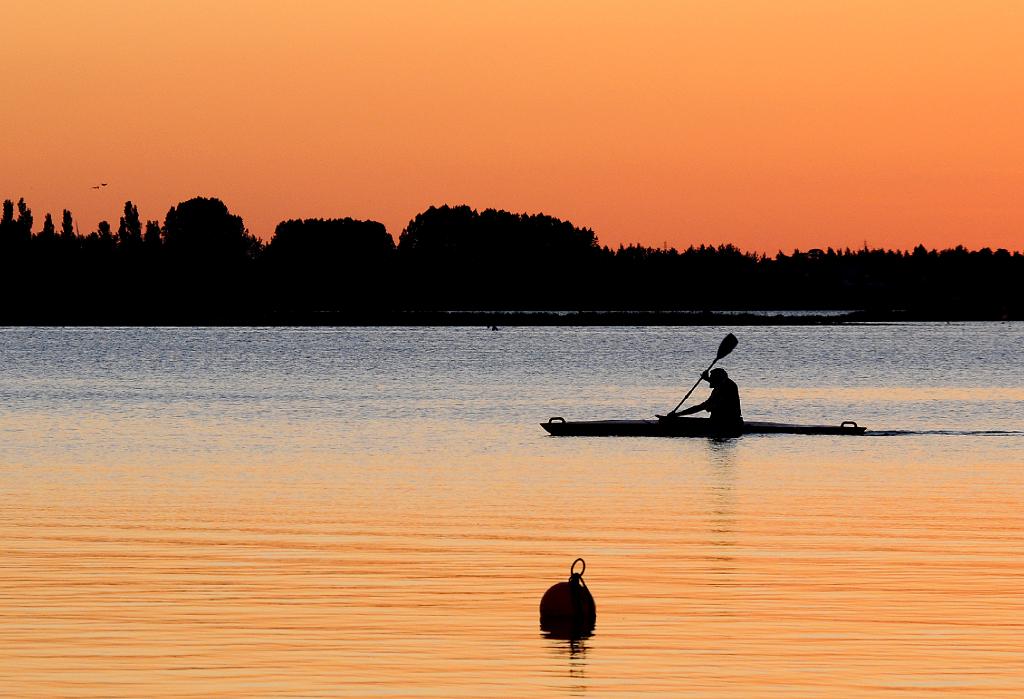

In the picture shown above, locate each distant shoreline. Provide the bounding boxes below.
[2,309,1018,327]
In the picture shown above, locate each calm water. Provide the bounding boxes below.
[1,325,1022,697]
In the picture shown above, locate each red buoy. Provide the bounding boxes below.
[540,558,596,637]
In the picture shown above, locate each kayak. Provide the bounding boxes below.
[541,416,867,437]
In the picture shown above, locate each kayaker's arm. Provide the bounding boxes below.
[674,399,711,416]
[667,372,712,417]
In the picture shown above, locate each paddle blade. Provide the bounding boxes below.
[716,333,738,360]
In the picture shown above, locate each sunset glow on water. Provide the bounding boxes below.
[1,326,1021,696]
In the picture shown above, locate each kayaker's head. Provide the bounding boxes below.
[708,368,728,386]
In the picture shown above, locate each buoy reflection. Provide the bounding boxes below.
[540,617,596,641]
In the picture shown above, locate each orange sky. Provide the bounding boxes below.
[2,0,1022,252]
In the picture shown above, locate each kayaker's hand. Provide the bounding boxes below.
[701,370,710,382]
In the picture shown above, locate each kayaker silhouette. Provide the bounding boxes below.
[666,367,743,431]
[541,332,866,436]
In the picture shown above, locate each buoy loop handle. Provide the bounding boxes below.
[570,557,586,577]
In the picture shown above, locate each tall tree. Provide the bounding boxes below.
[144,220,161,248]
[0,198,31,258]
[60,209,75,240]
[39,213,56,241]
[396,204,603,308]
[163,197,260,265]
[0,199,14,246]
[117,201,143,249]
[161,197,261,313]
[16,198,33,241]
[266,217,396,310]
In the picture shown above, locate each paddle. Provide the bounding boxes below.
[664,333,738,416]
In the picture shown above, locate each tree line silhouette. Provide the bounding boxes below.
[1,195,1020,322]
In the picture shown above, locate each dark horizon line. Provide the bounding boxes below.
[0,309,1018,327]
[1,195,1020,323]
